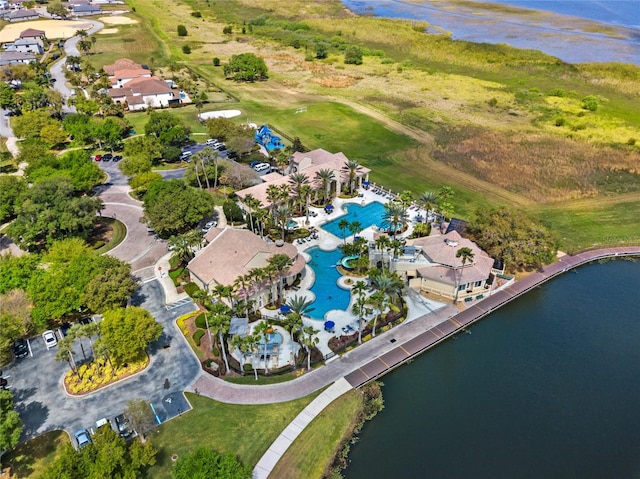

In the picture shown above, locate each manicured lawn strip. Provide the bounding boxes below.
[224,371,300,385]
[270,389,362,479]
[93,218,126,254]
[126,105,209,137]
[3,430,70,478]
[145,391,321,479]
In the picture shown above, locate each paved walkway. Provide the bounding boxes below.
[253,378,353,479]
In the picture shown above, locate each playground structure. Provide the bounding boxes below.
[255,125,285,151]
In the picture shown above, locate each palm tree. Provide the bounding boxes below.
[283,311,303,344]
[314,168,335,204]
[370,269,404,307]
[213,284,234,309]
[243,194,261,233]
[254,320,273,375]
[266,184,283,217]
[233,274,251,318]
[341,160,362,196]
[351,280,369,344]
[348,221,362,240]
[230,333,260,380]
[288,172,310,215]
[383,201,409,240]
[55,336,79,379]
[417,191,438,220]
[300,325,319,371]
[454,247,475,304]
[274,204,292,241]
[209,302,231,373]
[338,219,350,245]
[369,290,388,337]
[374,235,392,271]
[286,294,315,340]
[299,184,313,225]
[268,253,293,304]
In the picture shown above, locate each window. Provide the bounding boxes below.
[458,284,466,291]
[475,280,483,288]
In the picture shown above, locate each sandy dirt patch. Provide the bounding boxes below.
[0,19,93,42]
[98,15,138,25]
[98,28,118,35]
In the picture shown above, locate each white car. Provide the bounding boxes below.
[206,138,220,147]
[42,330,57,349]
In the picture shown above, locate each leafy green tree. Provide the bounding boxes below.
[382,201,409,239]
[130,171,163,198]
[0,176,27,222]
[468,207,558,271]
[0,389,23,452]
[40,122,68,148]
[315,42,328,59]
[95,117,125,151]
[182,45,191,54]
[267,253,292,304]
[344,45,363,65]
[46,1,67,17]
[6,178,103,251]
[177,25,188,36]
[63,113,96,145]
[83,258,137,312]
[26,149,104,192]
[0,82,18,111]
[144,111,190,147]
[119,154,153,177]
[143,180,214,236]
[21,82,49,110]
[205,117,236,142]
[172,447,251,479]
[300,325,319,371]
[99,307,162,366]
[124,135,163,163]
[11,110,56,139]
[223,53,268,81]
[0,253,40,294]
[0,289,33,362]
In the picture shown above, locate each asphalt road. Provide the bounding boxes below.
[4,280,198,441]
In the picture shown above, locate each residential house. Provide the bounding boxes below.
[387,230,495,303]
[72,3,101,16]
[235,148,371,209]
[5,38,43,54]
[19,28,45,42]
[187,227,306,309]
[6,9,39,21]
[107,76,177,110]
[0,51,36,65]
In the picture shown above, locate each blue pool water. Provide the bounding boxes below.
[306,246,352,321]
[258,332,283,351]
[322,202,387,239]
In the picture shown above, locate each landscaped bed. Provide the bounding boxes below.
[63,356,148,395]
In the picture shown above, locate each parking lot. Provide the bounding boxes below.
[3,280,199,441]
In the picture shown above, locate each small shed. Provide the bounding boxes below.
[228,317,249,337]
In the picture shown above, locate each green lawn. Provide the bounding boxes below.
[145,391,320,479]
[2,430,70,478]
[93,218,127,254]
[270,389,362,479]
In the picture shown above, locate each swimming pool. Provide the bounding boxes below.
[306,246,351,321]
[258,332,283,351]
[321,201,386,238]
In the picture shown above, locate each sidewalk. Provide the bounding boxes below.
[154,252,189,305]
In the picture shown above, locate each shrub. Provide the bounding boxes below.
[344,45,363,65]
[184,281,200,297]
[177,25,187,36]
[627,138,636,146]
[581,95,599,111]
[213,57,220,66]
[555,117,566,127]
[195,313,207,329]
[192,329,205,346]
[243,363,254,372]
[190,11,201,18]
[182,45,191,54]
[548,88,566,97]
[223,25,233,34]
[223,199,244,223]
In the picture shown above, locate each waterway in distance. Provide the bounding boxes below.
[345,260,640,478]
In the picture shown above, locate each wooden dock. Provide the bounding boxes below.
[345,246,640,388]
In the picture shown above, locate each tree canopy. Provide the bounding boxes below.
[41,427,156,479]
[144,111,190,147]
[223,53,268,81]
[143,179,214,236]
[25,149,104,191]
[467,207,558,271]
[172,447,252,479]
[0,176,27,222]
[6,178,103,251]
[0,389,23,452]
[99,307,163,366]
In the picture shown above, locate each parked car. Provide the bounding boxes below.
[74,429,92,449]
[42,330,57,349]
[113,155,123,162]
[206,138,220,147]
[249,160,261,168]
[60,322,71,337]
[102,153,113,162]
[13,339,29,359]
[114,414,133,439]
[179,151,193,161]
[215,144,226,151]
[95,417,111,431]
[93,154,102,162]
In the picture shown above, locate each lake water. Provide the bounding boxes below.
[342,0,640,64]
[345,260,640,478]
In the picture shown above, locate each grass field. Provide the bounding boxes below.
[3,430,70,478]
[88,0,640,252]
[270,389,362,479]
[144,391,320,479]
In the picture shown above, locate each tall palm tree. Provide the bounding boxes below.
[299,184,313,225]
[286,294,315,340]
[209,302,231,373]
[268,253,292,304]
[275,204,292,241]
[341,160,362,196]
[55,336,79,379]
[266,184,283,217]
[243,194,261,233]
[288,172,310,215]
[300,325,319,371]
[374,235,392,271]
[382,201,409,240]
[417,191,438,219]
[213,284,234,309]
[369,290,388,337]
[351,280,369,344]
[232,274,251,318]
[230,333,260,380]
[454,247,475,304]
[314,168,335,205]
[254,320,273,375]
[348,221,362,240]
[370,270,404,307]
[338,219,350,245]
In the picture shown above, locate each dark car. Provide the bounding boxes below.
[13,339,29,359]
[60,322,72,337]
[113,155,123,162]
[79,317,93,325]
[114,414,133,439]
[215,144,226,151]
[102,153,113,161]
